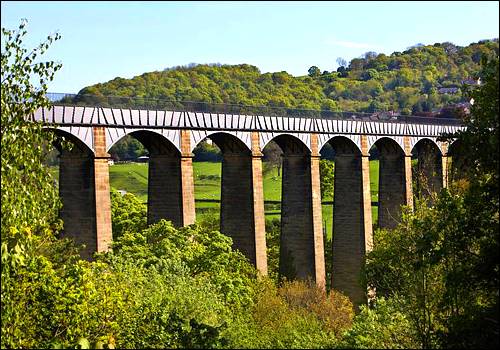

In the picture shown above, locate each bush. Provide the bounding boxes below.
[341,297,420,349]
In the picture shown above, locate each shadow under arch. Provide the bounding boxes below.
[115,130,186,227]
[447,139,468,182]
[412,138,443,199]
[369,137,407,230]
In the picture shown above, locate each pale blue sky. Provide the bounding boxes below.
[2,1,499,93]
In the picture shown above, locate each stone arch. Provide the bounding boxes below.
[46,127,94,156]
[318,134,362,155]
[412,138,443,199]
[204,132,252,156]
[367,135,405,156]
[370,137,407,229]
[261,132,311,153]
[106,128,181,154]
[123,130,180,157]
[44,126,95,154]
[410,137,443,156]
[191,130,251,154]
[112,130,184,226]
[270,133,311,155]
[447,139,468,181]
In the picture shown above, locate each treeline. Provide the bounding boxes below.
[77,39,498,115]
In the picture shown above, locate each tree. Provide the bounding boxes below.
[319,159,334,199]
[364,55,499,349]
[1,19,62,237]
[336,57,347,68]
[1,19,63,347]
[308,65,321,78]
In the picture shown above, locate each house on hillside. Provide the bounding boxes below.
[438,87,460,94]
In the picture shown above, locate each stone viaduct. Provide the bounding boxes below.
[33,104,464,306]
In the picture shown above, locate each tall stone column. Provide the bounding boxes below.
[331,135,372,307]
[440,142,449,189]
[93,127,113,253]
[180,130,196,226]
[59,127,112,260]
[404,136,414,210]
[378,140,406,229]
[310,134,326,290]
[279,134,325,287]
[251,132,268,275]
[219,132,267,274]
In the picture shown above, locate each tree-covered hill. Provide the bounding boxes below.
[78,39,498,115]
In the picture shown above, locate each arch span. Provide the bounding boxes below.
[370,137,408,229]
[112,130,185,226]
[412,138,443,199]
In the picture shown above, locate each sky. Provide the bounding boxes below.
[1,1,499,93]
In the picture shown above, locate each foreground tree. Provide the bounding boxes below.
[364,55,499,348]
[1,19,64,347]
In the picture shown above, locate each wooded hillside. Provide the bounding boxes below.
[78,40,498,115]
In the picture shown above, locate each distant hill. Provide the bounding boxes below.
[77,39,498,115]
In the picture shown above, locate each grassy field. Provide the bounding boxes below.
[51,160,380,239]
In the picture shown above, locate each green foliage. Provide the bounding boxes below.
[341,297,420,349]
[1,19,62,240]
[319,159,334,199]
[110,188,147,239]
[224,279,353,349]
[108,135,147,160]
[193,140,222,162]
[1,19,64,348]
[265,218,281,283]
[78,39,498,114]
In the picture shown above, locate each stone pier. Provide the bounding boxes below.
[278,134,325,286]
[58,127,112,259]
[217,132,267,274]
[331,135,372,306]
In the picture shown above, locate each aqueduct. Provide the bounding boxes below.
[34,104,464,306]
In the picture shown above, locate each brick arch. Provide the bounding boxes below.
[200,131,252,155]
[265,133,311,155]
[370,136,405,157]
[367,135,405,155]
[323,135,362,155]
[44,126,94,156]
[106,128,180,154]
[121,130,180,157]
[410,137,442,156]
[261,132,311,153]
[190,130,251,153]
[43,126,95,154]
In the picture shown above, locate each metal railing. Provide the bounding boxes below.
[45,92,463,125]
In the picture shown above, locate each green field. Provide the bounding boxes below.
[51,160,380,239]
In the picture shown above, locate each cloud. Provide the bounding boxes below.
[325,38,383,50]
